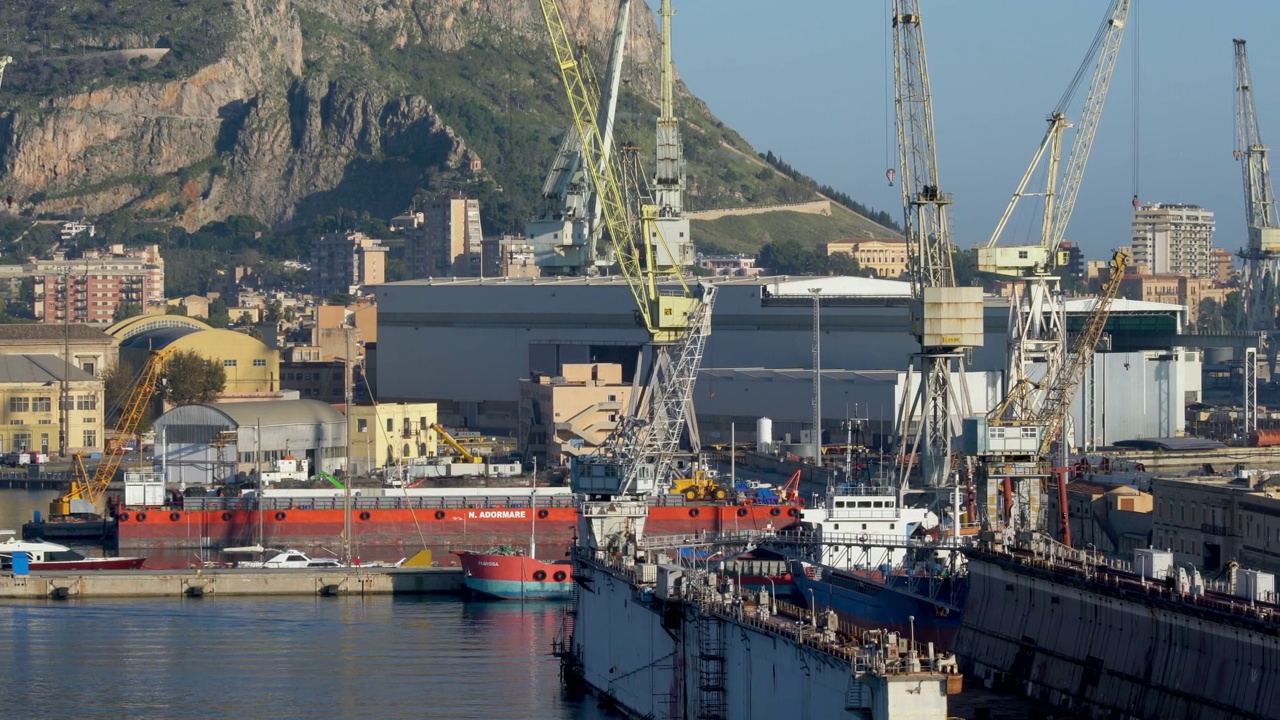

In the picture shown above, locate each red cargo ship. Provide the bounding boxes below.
[114,493,802,559]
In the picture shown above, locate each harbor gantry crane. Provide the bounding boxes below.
[539,0,714,554]
[890,1,984,491]
[968,251,1129,537]
[649,0,695,271]
[1233,39,1280,386]
[970,0,1128,528]
[50,348,174,518]
[526,0,632,276]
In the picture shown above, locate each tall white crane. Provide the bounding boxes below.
[539,0,712,554]
[526,0,632,276]
[981,0,1129,422]
[1234,38,1280,378]
[649,0,695,271]
[891,1,983,490]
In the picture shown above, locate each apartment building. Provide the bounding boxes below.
[517,363,633,469]
[1131,203,1215,278]
[482,234,540,279]
[0,354,104,456]
[33,245,165,324]
[1151,475,1280,575]
[697,254,761,277]
[310,231,388,298]
[405,196,484,278]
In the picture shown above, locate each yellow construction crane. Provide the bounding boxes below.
[50,348,174,517]
[539,0,715,503]
[430,423,480,464]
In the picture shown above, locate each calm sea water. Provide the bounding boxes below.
[0,595,607,720]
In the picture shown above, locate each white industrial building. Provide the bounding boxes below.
[376,275,1197,450]
[154,399,348,486]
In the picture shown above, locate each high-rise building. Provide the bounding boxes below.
[1131,203,1215,278]
[405,196,483,278]
[310,231,387,298]
[33,244,165,325]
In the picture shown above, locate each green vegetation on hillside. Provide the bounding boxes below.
[1,0,237,100]
[692,203,899,256]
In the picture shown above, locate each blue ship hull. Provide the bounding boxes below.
[463,576,572,600]
[792,561,966,650]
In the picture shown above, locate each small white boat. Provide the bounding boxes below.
[236,550,342,569]
[0,535,146,571]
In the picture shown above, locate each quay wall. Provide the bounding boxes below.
[0,567,462,599]
[956,554,1280,720]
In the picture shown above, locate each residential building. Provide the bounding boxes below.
[1046,477,1153,556]
[517,363,633,468]
[405,196,483,278]
[482,234,540,278]
[33,245,165,324]
[1151,474,1280,575]
[345,401,439,476]
[1131,203,1215,277]
[310,231,388,298]
[0,324,118,379]
[0,354,104,456]
[697,254,761,277]
[822,239,909,279]
[59,221,95,242]
[1117,274,1233,326]
[1059,241,1086,281]
[1209,247,1236,285]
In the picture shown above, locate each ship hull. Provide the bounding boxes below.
[793,562,964,650]
[114,504,801,551]
[455,551,572,600]
[30,557,146,571]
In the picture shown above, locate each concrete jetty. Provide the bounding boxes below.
[0,566,463,599]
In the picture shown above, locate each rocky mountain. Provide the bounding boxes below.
[0,1,893,242]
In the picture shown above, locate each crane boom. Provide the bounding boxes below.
[893,1,955,295]
[1235,38,1280,346]
[527,0,631,276]
[430,423,480,464]
[982,0,1129,274]
[1033,251,1127,457]
[51,348,174,516]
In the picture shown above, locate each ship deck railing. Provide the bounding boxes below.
[176,494,581,512]
[637,528,972,553]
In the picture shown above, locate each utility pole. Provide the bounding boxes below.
[343,327,354,566]
[810,287,822,461]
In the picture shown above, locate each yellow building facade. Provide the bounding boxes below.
[110,317,280,397]
[346,402,439,476]
[0,355,104,457]
[823,239,909,279]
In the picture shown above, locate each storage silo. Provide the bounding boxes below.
[756,417,773,453]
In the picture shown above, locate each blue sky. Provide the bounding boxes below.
[669,0,1280,263]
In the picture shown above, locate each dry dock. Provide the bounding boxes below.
[0,567,463,599]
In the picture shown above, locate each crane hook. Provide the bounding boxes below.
[886,168,896,187]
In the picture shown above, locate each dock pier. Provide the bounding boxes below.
[0,566,463,599]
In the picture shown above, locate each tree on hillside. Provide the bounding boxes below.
[759,239,821,275]
[159,350,227,408]
[207,298,231,328]
[824,252,862,276]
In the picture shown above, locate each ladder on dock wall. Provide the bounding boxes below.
[555,574,580,682]
[696,613,728,720]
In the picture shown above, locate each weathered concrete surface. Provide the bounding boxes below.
[0,567,462,599]
[957,552,1280,720]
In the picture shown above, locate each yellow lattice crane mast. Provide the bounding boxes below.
[50,348,174,517]
[539,0,714,507]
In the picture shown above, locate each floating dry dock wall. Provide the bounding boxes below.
[565,554,956,720]
[957,548,1280,720]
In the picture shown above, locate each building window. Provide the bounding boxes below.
[32,397,52,413]
[9,397,29,413]
[81,362,96,376]
[358,419,368,433]
[83,430,96,447]
[76,395,97,411]
[253,359,267,367]
[224,359,237,367]
[386,419,394,432]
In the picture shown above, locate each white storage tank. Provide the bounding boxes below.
[756,417,773,453]
[1134,548,1174,581]
[1237,569,1276,603]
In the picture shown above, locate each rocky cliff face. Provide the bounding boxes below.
[0,0,666,229]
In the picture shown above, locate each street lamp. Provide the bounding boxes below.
[908,614,916,652]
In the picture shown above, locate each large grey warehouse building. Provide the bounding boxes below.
[375,275,1196,449]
